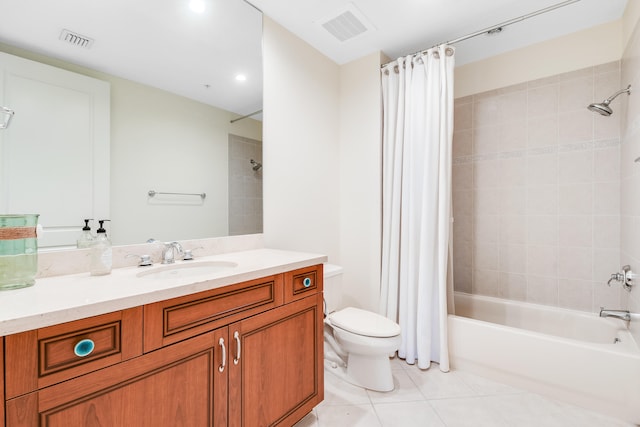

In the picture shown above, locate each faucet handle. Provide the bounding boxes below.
[126,253,153,267]
[182,246,203,261]
[608,272,624,286]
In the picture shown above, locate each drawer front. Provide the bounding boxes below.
[39,322,120,376]
[144,274,284,351]
[5,307,143,398]
[284,264,323,303]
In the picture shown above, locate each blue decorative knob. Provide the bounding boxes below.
[74,339,95,357]
[303,277,312,288]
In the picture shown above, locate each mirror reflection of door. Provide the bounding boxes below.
[228,133,262,235]
[0,52,109,249]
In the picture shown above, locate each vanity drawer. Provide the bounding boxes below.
[284,264,323,303]
[144,274,284,351]
[4,307,143,398]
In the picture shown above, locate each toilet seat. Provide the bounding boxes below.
[329,307,400,338]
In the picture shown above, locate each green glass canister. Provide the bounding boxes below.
[0,214,39,290]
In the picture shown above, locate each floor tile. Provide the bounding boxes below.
[294,410,319,427]
[405,365,476,399]
[316,364,635,427]
[315,404,382,427]
[321,367,371,406]
[366,369,424,404]
[429,396,509,427]
[455,370,524,396]
[375,401,446,427]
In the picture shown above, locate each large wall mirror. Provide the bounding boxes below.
[0,0,263,248]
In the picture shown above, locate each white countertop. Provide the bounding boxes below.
[0,248,327,336]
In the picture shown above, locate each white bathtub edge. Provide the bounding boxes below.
[448,313,640,425]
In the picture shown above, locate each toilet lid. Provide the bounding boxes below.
[329,307,401,338]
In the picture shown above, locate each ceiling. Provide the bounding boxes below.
[0,0,263,117]
[252,0,628,66]
[0,0,628,117]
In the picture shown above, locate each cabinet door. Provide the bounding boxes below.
[229,294,323,427]
[6,328,228,427]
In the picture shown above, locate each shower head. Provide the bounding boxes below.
[250,159,262,171]
[588,84,631,116]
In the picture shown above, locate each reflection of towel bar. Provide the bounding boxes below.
[0,106,15,129]
[148,190,206,199]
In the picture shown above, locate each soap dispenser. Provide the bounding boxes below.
[90,220,112,276]
[77,219,95,249]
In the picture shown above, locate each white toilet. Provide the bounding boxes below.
[323,264,401,392]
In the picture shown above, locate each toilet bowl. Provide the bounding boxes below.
[323,264,401,392]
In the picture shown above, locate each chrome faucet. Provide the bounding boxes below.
[147,239,184,264]
[599,308,631,322]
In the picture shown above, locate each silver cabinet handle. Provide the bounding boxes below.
[218,337,226,372]
[233,331,241,365]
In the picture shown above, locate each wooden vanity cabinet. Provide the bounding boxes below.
[1,337,4,427]
[2,264,324,427]
[6,328,228,427]
[229,293,323,426]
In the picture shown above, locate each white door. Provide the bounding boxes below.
[0,51,110,249]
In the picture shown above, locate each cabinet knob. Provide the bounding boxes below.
[303,277,312,288]
[74,339,95,357]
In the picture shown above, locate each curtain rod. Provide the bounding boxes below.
[380,0,581,69]
[230,109,263,123]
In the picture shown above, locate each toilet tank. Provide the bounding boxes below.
[323,263,343,314]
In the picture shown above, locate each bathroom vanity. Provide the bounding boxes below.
[0,248,325,426]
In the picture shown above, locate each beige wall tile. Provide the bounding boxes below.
[527,245,558,277]
[526,276,558,305]
[558,246,593,281]
[527,215,558,246]
[558,215,593,247]
[453,129,473,158]
[528,84,558,118]
[499,157,527,187]
[453,61,622,312]
[558,279,593,311]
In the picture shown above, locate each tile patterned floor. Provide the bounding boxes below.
[295,358,636,427]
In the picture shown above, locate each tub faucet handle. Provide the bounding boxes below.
[607,266,636,292]
[608,272,624,286]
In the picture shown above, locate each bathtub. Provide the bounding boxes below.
[448,292,640,424]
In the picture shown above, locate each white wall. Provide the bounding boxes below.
[262,17,341,262]
[455,19,623,98]
[338,52,384,312]
[109,79,261,244]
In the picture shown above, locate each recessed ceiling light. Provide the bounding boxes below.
[235,74,247,82]
[189,0,206,14]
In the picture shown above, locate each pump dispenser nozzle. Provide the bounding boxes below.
[96,219,110,234]
[77,219,96,249]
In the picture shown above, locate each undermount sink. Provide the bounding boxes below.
[136,261,238,279]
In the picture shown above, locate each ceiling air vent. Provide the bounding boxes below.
[319,3,375,43]
[59,29,94,49]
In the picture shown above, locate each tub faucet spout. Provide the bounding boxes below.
[599,308,631,322]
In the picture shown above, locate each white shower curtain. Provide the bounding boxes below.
[380,45,455,371]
